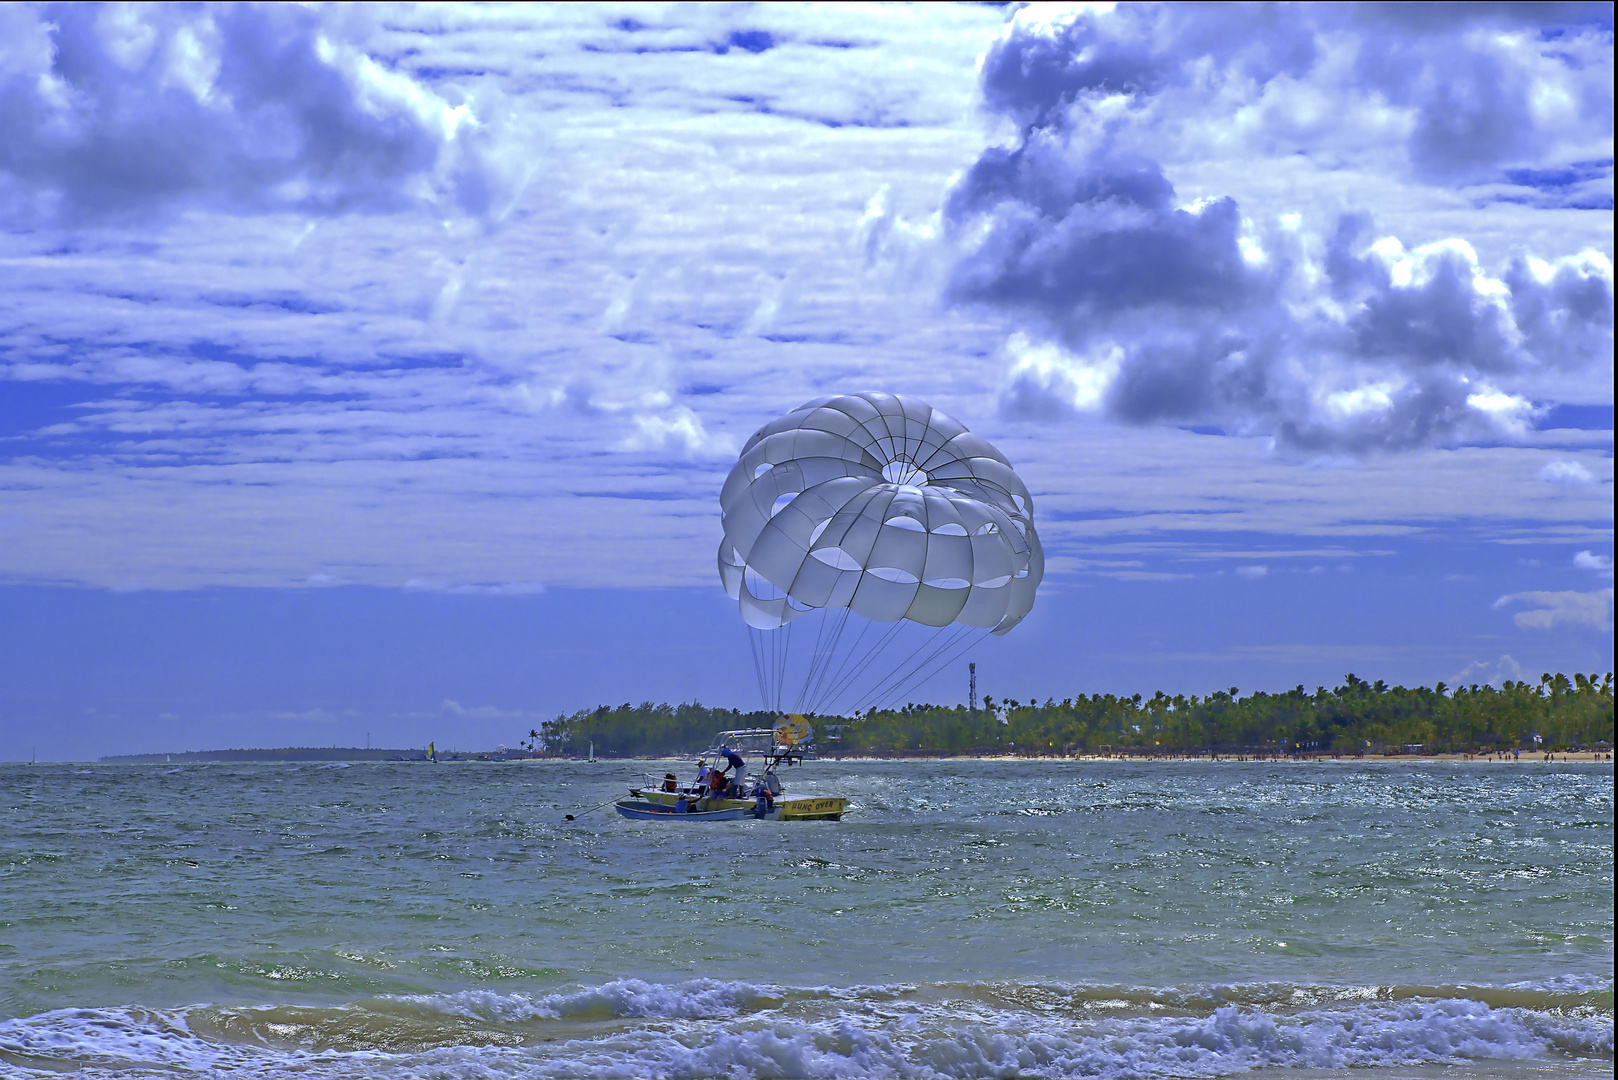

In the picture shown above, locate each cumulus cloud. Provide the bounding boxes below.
[621,405,734,458]
[949,3,1614,453]
[0,4,1609,599]
[0,3,529,223]
[975,3,1612,188]
[1574,550,1614,578]
[522,376,736,460]
[1450,653,1523,688]
[1540,459,1596,485]
[1494,587,1614,632]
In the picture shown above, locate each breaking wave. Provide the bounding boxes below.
[1,977,1610,1078]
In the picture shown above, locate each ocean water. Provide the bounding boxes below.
[0,759,1610,1079]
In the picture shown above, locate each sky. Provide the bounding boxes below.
[0,2,1611,760]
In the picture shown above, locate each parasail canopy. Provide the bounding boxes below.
[718,393,1043,638]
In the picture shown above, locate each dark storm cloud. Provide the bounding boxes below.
[947,2,1613,453]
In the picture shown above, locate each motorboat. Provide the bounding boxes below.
[616,722,847,822]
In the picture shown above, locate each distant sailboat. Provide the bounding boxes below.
[427,742,437,763]
[589,741,595,763]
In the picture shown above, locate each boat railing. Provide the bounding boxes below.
[640,771,699,794]
[639,770,770,800]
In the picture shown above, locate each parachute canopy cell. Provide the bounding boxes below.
[718,392,1043,635]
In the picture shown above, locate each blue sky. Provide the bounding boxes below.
[0,2,1611,760]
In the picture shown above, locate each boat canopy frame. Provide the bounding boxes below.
[703,727,814,771]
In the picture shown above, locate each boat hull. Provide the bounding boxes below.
[614,799,748,821]
[630,790,846,821]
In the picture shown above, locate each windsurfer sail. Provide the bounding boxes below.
[427,742,437,763]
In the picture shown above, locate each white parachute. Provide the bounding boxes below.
[718,393,1043,713]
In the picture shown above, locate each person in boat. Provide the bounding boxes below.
[661,772,678,792]
[752,779,775,817]
[695,758,711,791]
[702,767,726,808]
[720,748,746,797]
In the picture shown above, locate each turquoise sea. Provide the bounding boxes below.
[1,759,1611,1078]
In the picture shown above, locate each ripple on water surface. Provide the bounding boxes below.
[0,760,1610,1077]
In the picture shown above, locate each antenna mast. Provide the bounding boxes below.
[969,662,978,711]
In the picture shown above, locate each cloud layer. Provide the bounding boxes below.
[0,3,1609,611]
[946,3,1613,452]
[0,3,525,222]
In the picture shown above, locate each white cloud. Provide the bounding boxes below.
[1494,588,1614,632]
[0,5,1609,597]
[1540,459,1596,485]
[1000,333,1121,418]
[0,4,530,223]
[1236,565,1269,579]
[943,4,1613,453]
[621,406,734,459]
[1574,550,1614,578]
[1450,654,1523,688]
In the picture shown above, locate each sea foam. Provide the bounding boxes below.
[0,978,1610,1079]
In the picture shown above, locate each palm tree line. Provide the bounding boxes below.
[524,672,1613,758]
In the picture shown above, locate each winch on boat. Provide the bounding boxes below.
[614,722,847,821]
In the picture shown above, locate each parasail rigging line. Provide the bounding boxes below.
[791,602,840,714]
[810,616,908,715]
[856,625,976,716]
[801,609,876,714]
[747,627,767,710]
[763,623,778,712]
[850,624,969,715]
[848,622,972,715]
[776,621,789,712]
[899,626,995,709]
[857,625,992,716]
[801,606,854,713]
[805,616,888,715]
[776,622,787,710]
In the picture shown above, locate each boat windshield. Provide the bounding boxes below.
[707,729,779,756]
[703,727,817,762]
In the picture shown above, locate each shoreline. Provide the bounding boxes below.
[520,750,1614,765]
[21,751,1609,766]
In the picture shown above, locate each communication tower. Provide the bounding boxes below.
[969,662,978,711]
